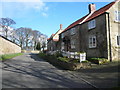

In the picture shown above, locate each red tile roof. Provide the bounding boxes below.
[62,15,89,33]
[85,2,115,22]
[61,1,116,34]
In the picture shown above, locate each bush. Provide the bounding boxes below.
[81,60,89,63]
[89,58,107,61]
[88,58,108,64]
[57,57,70,62]
[54,51,63,57]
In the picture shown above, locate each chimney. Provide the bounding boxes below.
[60,24,62,29]
[89,3,96,13]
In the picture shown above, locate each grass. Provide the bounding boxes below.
[0,53,23,61]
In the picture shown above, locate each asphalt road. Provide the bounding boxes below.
[2,53,94,88]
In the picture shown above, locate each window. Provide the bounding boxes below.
[61,42,64,50]
[115,11,120,22]
[61,33,64,38]
[71,40,75,49]
[70,28,76,35]
[89,36,96,48]
[88,19,96,29]
[117,36,120,46]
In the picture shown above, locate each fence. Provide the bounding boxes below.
[62,51,86,62]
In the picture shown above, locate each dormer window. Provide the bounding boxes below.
[115,11,120,22]
[88,19,96,29]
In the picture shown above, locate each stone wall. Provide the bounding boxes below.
[106,2,120,61]
[0,36,21,55]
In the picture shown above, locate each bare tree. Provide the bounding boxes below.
[24,28,32,49]
[16,27,26,48]
[32,30,41,50]
[0,18,16,38]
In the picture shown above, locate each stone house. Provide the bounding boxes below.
[47,24,63,51]
[59,0,120,61]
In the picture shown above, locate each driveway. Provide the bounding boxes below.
[2,53,94,88]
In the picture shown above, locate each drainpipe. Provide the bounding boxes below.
[106,12,112,62]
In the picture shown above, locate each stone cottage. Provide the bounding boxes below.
[59,0,120,61]
[47,24,63,51]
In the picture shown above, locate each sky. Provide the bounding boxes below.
[0,0,114,37]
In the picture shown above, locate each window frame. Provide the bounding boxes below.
[71,40,76,49]
[115,11,120,22]
[61,33,64,39]
[117,36,120,46]
[61,42,64,50]
[70,28,76,35]
[88,19,96,29]
[89,35,97,48]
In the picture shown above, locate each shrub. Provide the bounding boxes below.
[39,53,46,58]
[54,51,63,57]
[81,60,89,63]
[57,57,70,62]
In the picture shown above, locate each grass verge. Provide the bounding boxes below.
[0,53,23,61]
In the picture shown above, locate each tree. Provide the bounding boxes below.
[32,30,41,50]
[36,42,41,50]
[41,42,46,52]
[24,28,32,49]
[0,18,16,38]
[15,27,26,49]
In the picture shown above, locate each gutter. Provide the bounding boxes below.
[106,12,112,62]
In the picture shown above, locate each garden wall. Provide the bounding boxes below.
[0,36,21,55]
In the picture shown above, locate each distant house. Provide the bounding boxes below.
[58,0,119,61]
[47,24,63,51]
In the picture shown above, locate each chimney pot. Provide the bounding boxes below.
[89,3,96,13]
[60,24,62,29]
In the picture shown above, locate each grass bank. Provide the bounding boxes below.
[0,53,23,61]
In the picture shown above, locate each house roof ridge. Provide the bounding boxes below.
[79,11,94,24]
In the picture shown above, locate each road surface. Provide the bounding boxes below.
[2,53,94,88]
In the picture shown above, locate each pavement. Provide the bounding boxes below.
[1,53,119,89]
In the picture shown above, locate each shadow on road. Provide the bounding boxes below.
[2,53,93,88]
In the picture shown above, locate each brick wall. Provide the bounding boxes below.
[0,36,21,55]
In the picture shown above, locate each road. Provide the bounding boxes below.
[2,53,94,88]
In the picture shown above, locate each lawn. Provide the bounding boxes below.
[0,53,23,61]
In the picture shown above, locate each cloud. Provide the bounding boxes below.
[1,0,49,18]
[41,12,48,17]
[2,0,42,2]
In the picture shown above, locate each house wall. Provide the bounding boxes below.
[79,14,108,58]
[106,1,120,61]
[0,36,21,55]
[47,40,57,51]
[60,25,80,52]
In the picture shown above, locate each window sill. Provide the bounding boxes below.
[114,21,120,24]
[88,27,96,30]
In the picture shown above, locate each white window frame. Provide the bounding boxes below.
[88,19,96,29]
[61,42,64,50]
[71,40,76,49]
[115,11,120,22]
[61,33,64,38]
[70,28,76,35]
[89,35,96,48]
[117,36,120,46]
